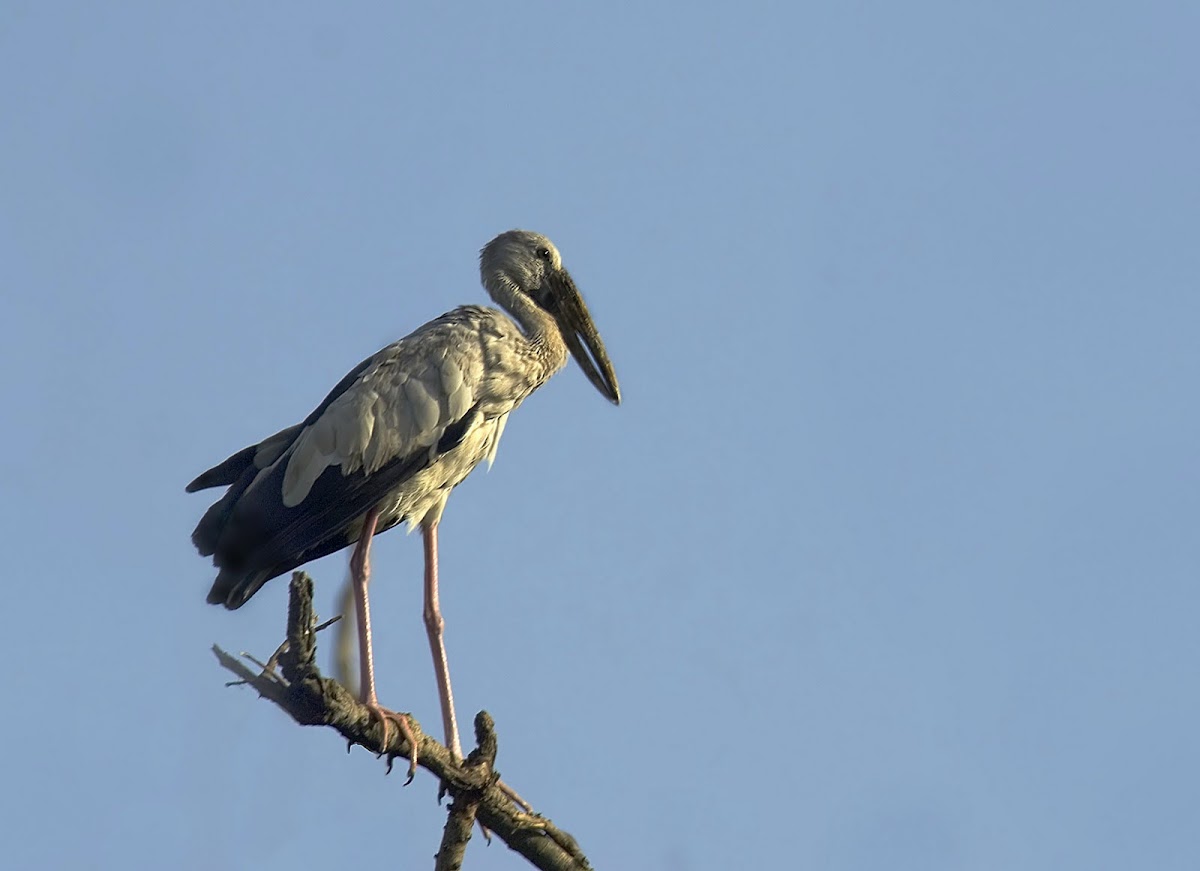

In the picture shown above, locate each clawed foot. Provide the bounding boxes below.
[362,699,418,783]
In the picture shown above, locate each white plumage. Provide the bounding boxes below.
[280,307,535,519]
[188,229,620,761]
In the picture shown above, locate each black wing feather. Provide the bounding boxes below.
[207,402,485,609]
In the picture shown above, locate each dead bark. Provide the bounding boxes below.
[212,572,593,871]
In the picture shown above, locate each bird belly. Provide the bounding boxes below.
[372,415,504,532]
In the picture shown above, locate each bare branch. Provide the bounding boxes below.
[435,711,499,870]
[212,572,593,871]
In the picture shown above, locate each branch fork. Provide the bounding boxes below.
[212,572,592,871]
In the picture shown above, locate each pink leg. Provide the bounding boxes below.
[350,505,418,779]
[422,521,462,760]
[422,522,532,812]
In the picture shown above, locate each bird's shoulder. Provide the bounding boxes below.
[395,304,521,350]
[356,304,522,388]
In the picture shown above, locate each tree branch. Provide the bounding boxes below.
[212,572,593,871]
[434,711,497,870]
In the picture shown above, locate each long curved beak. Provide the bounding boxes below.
[546,269,621,405]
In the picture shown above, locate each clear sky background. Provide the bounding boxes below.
[2,3,1197,869]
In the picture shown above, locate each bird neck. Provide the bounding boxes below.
[483,274,569,372]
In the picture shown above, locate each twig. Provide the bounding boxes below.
[212,572,593,871]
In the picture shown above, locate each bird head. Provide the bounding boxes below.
[480,230,621,405]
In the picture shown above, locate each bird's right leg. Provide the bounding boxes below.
[421,521,463,761]
[422,522,532,813]
[350,505,418,780]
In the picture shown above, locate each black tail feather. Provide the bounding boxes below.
[192,411,430,609]
[191,465,258,556]
[186,445,258,493]
[207,567,272,609]
[206,523,379,609]
[186,424,306,493]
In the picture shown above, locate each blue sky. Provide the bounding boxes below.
[2,2,1197,869]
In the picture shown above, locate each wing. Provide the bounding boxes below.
[196,306,512,608]
[278,318,481,508]
[188,355,377,556]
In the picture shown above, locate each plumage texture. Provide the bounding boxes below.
[189,230,620,610]
[192,305,565,608]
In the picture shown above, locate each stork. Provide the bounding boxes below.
[187,230,620,762]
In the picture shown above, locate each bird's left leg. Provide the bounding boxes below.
[422,520,463,760]
[351,505,418,778]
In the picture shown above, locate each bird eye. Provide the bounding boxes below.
[536,247,552,262]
